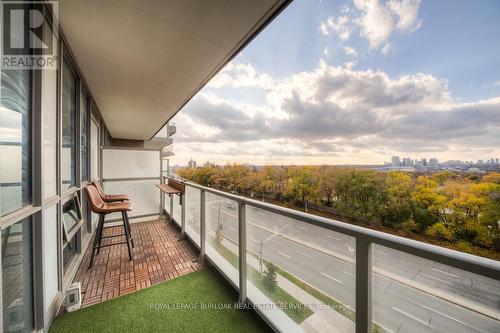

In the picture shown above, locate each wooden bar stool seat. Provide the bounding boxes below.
[85,185,134,269]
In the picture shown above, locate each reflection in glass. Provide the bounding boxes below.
[1,217,33,332]
[80,92,89,181]
[62,60,76,191]
[63,234,78,273]
[62,196,82,242]
[0,70,31,216]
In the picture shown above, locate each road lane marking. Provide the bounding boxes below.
[420,305,467,326]
[429,267,459,278]
[342,271,354,277]
[326,235,341,241]
[229,227,236,232]
[373,250,387,256]
[295,250,311,258]
[320,272,344,284]
[421,273,454,286]
[250,238,259,243]
[278,251,291,259]
[392,307,428,326]
[297,225,308,231]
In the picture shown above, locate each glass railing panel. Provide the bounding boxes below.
[103,179,159,221]
[372,244,500,333]
[205,192,239,286]
[171,194,181,226]
[246,205,356,332]
[185,186,200,246]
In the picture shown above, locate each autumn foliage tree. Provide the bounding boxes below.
[177,165,500,253]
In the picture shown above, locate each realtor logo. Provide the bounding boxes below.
[1,1,58,69]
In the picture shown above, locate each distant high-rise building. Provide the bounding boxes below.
[188,159,197,168]
[391,156,400,168]
[415,159,423,171]
[429,158,438,170]
[402,157,414,167]
[496,158,499,165]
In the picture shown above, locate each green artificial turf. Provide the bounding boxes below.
[50,269,272,333]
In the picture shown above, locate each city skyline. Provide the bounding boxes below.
[170,0,500,165]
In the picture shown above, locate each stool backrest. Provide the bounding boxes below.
[91,181,106,198]
[85,185,106,213]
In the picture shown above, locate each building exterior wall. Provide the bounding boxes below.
[0,6,111,332]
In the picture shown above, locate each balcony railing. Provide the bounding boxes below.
[163,175,500,333]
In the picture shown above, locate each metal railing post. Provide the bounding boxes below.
[238,201,247,303]
[199,189,206,262]
[169,194,173,223]
[356,236,372,333]
[181,194,186,237]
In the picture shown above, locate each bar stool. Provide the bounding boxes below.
[91,180,131,202]
[85,185,134,269]
[91,181,134,247]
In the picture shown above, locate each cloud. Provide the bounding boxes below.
[494,80,500,86]
[388,0,422,32]
[343,46,358,57]
[354,0,395,49]
[320,0,422,51]
[207,62,274,89]
[381,43,392,55]
[173,60,499,163]
[319,15,352,40]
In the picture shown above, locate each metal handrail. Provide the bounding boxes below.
[166,175,500,280]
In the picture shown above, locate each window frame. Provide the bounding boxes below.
[61,194,83,246]
[60,55,78,195]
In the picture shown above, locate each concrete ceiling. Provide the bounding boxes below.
[59,0,287,140]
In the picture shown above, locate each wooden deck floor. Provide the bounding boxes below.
[73,219,202,307]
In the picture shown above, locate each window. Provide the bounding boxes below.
[0,69,32,216]
[80,191,91,236]
[62,195,83,242]
[80,91,89,181]
[62,195,82,273]
[1,217,33,332]
[42,23,58,199]
[43,206,59,312]
[63,234,78,273]
[61,60,76,191]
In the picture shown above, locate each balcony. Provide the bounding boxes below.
[1,1,499,333]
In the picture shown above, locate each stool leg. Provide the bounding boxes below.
[125,212,134,248]
[122,211,133,260]
[88,214,104,270]
[96,213,105,255]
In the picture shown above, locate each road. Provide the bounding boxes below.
[175,194,500,333]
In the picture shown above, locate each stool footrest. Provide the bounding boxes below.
[87,210,134,270]
[92,241,129,249]
[101,233,127,239]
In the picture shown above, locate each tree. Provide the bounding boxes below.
[317,166,337,206]
[382,172,413,227]
[262,262,278,292]
[254,166,278,200]
[425,223,453,241]
[284,167,319,207]
[332,169,386,219]
[412,176,448,230]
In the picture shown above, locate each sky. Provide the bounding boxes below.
[170,0,500,166]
